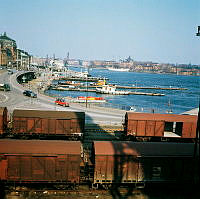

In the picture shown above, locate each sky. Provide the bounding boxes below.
[0,0,200,64]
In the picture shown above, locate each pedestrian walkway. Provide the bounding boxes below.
[13,100,56,111]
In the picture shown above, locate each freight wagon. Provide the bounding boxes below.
[0,139,82,188]
[92,141,199,189]
[0,140,199,189]
[124,112,198,141]
[11,109,85,139]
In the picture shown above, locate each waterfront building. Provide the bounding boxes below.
[31,56,47,67]
[16,49,31,70]
[81,60,91,67]
[0,32,31,69]
[0,32,17,67]
[49,59,64,70]
[66,59,80,66]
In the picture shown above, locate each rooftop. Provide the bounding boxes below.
[0,32,16,43]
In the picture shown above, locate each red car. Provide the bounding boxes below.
[55,98,69,107]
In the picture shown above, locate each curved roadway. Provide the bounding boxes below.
[0,71,126,125]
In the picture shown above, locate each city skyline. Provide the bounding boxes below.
[0,0,199,64]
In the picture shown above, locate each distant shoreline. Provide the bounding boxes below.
[74,66,200,77]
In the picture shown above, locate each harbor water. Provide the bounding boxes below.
[45,67,200,114]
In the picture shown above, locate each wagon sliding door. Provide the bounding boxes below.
[56,119,71,136]
[32,156,56,181]
[56,155,80,183]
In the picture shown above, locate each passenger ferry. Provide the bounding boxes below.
[107,67,130,72]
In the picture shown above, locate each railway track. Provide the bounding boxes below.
[84,125,124,140]
[3,185,143,199]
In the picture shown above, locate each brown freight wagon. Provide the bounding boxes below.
[93,141,198,188]
[124,112,197,140]
[12,109,85,139]
[0,107,8,135]
[0,139,82,186]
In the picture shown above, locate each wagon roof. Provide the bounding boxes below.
[0,140,81,155]
[94,141,197,157]
[126,112,197,123]
[13,109,85,119]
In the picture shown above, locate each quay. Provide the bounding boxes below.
[51,87,165,96]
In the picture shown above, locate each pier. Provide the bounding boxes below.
[51,87,165,96]
[116,85,187,90]
[57,82,187,90]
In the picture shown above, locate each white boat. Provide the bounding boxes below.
[96,85,130,95]
[107,67,130,72]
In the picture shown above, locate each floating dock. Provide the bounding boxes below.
[57,82,187,90]
[51,87,165,96]
[116,85,187,90]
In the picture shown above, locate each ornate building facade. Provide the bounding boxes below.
[0,32,31,69]
[0,32,17,66]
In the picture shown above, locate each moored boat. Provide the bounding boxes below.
[107,67,130,72]
[96,85,130,95]
[73,96,106,103]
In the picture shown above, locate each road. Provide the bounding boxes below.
[0,71,126,125]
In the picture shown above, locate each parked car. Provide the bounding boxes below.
[0,83,11,91]
[23,90,37,98]
[7,69,13,75]
[55,98,69,107]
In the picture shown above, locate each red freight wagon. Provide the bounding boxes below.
[93,141,198,188]
[124,112,197,140]
[0,107,8,135]
[0,139,81,186]
[93,141,143,189]
[12,109,85,139]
